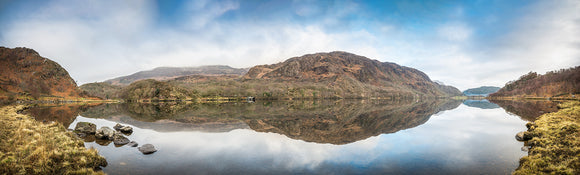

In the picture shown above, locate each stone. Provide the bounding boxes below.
[521,146,530,152]
[138,144,157,154]
[119,126,133,133]
[95,126,116,140]
[113,123,123,130]
[74,122,96,134]
[114,123,133,133]
[127,141,138,147]
[516,131,533,141]
[113,134,130,145]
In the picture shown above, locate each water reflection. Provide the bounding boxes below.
[462,99,500,109]
[23,103,101,126]
[489,100,560,121]
[79,99,461,144]
[66,101,527,175]
[25,99,538,174]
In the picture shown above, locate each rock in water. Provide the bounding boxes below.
[74,122,96,134]
[114,123,133,133]
[113,134,130,145]
[128,141,138,147]
[120,126,133,133]
[138,144,157,154]
[515,131,533,141]
[113,123,123,130]
[95,127,116,140]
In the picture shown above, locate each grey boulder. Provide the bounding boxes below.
[515,131,533,141]
[113,134,130,145]
[95,126,116,140]
[114,123,133,133]
[74,122,96,134]
[138,144,157,154]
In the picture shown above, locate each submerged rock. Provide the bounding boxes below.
[138,144,157,154]
[128,141,138,147]
[515,131,533,141]
[95,127,116,140]
[113,134,130,145]
[74,122,96,134]
[114,123,133,133]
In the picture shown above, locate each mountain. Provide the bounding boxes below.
[104,65,249,86]
[244,51,461,97]
[0,47,82,100]
[86,51,461,100]
[489,66,580,98]
[463,86,500,96]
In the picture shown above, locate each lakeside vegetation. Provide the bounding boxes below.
[490,66,580,99]
[514,101,580,174]
[0,105,107,174]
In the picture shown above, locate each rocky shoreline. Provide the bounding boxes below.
[0,105,107,174]
[514,101,580,174]
[74,122,157,154]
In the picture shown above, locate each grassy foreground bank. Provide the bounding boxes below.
[0,105,107,174]
[514,101,580,174]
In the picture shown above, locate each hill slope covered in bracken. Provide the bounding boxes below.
[490,66,580,99]
[0,47,83,100]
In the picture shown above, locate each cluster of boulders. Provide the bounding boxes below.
[515,122,536,151]
[74,122,157,154]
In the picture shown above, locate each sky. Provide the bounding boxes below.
[0,0,579,90]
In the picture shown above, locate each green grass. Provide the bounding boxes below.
[0,105,107,174]
[514,101,580,175]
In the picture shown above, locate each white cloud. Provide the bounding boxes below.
[437,22,472,42]
[1,0,578,91]
[184,0,239,29]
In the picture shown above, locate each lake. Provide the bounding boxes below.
[26,99,559,175]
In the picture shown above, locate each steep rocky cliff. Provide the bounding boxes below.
[0,47,81,100]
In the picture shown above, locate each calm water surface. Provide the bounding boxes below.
[30,99,541,174]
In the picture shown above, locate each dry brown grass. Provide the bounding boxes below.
[0,105,107,174]
[514,101,580,175]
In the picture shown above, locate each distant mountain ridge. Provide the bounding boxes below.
[104,65,249,86]
[463,86,500,96]
[244,51,462,97]
[0,47,82,100]
[84,51,462,100]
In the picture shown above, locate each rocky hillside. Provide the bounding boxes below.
[105,65,248,86]
[490,66,580,98]
[0,47,82,100]
[244,51,461,97]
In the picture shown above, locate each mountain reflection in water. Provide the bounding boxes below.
[25,99,538,175]
[79,99,461,144]
[489,99,561,121]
